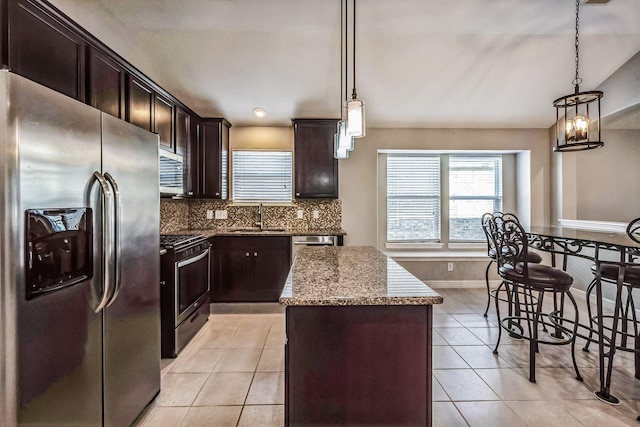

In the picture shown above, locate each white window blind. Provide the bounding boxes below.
[449,156,502,241]
[232,151,292,202]
[387,155,441,241]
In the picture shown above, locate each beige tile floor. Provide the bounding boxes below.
[135,288,640,426]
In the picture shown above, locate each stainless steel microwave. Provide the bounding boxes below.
[159,150,184,196]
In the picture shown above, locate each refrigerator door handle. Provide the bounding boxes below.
[93,171,114,313]
[104,172,122,307]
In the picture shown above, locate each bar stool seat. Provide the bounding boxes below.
[592,263,640,285]
[500,263,573,291]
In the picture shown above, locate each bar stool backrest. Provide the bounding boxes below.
[492,216,531,278]
[482,213,496,259]
[627,217,640,244]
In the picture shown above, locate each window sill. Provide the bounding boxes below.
[384,250,489,261]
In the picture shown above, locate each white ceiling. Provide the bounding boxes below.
[50,0,640,128]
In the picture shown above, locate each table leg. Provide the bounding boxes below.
[593,273,622,405]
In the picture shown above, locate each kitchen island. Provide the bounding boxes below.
[280,246,443,426]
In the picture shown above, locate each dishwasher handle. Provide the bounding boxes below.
[293,241,336,246]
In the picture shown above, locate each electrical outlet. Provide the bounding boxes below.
[206,210,213,220]
[447,262,454,272]
[312,210,319,219]
[297,209,304,219]
[215,210,228,220]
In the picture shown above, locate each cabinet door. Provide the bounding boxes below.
[87,47,125,119]
[154,93,174,150]
[211,237,252,301]
[251,236,291,301]
[293,119,339,199]
[127,75,153,132]
[199,119,226,198]
[175,108,194,195]
[8,0,85,100]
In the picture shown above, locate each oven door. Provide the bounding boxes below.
[175,246,210,326]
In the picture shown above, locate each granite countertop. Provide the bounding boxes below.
[163,228,346,238]
[279,246,443,306]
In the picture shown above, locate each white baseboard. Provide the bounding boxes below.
[424,280,494,289]
[427,280,639,317]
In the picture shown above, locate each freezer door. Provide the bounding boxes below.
[6,72,104,426]
[101,113,161,427]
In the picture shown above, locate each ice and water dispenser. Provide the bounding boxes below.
[25,208,93,299]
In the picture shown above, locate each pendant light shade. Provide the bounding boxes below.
[346,98,365,138]
[334,120,353,159]
[553,0,603,152]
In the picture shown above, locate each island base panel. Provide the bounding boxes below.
[285,305,433,426]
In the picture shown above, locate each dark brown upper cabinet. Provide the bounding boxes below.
[8,0,86,101]
[154,93,174,150]
[292,118,339,199]
[198,119,230,199]
[126,75,153,132]
[87,47,125,119]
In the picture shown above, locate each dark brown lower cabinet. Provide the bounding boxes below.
[285,305,433,426]
[211,236,291,302]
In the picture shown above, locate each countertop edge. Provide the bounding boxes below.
[279,296,444,306]
[162,228,347,238]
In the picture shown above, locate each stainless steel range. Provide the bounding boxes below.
[160,234,211,358]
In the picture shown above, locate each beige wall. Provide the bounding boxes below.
[339,128,551,248]
[553,51,640,224]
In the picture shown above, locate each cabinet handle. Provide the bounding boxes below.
[160,281,165,286]
[245,252,250,257]
[254,252,258,257]
[215,192,220,196]
[187,191,193,196]
[295,193,300,196]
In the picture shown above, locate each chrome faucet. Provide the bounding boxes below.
[255,203,264,229]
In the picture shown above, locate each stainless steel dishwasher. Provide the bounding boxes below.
[291,235,338,263]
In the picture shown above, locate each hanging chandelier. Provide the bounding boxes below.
[553,0,603,152]
[335,0,354,159]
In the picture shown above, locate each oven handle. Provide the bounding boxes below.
[176,248,209,268]
[104,173,121,307]
[93,171,113,313]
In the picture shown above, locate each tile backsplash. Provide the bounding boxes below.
[160,199,341,233]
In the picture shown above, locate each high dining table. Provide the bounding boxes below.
[527,226,640,405]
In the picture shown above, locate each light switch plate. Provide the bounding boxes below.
[297,210,304,219]
[312,210,319,219]
[206,210,214,220]
[215,210,228,220]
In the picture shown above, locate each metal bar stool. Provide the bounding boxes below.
[490,216,582,383]
[587,259,640,405]
[481,212,542,317]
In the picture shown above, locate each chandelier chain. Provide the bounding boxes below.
[573,0,582,87]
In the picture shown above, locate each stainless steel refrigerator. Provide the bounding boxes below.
[0,71,161,426]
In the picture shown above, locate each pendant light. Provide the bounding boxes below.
[553,0,603,152]
[346,0,365,138]
[335,0,354,159]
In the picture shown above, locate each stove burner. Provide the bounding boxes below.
[160,234,207,250]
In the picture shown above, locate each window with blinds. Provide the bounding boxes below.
[232,151,292,202]
[385,153,502,243]
[449,156,502,241]
[387,155,441,241]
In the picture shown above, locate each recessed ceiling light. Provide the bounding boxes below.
[253,107,267,118]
